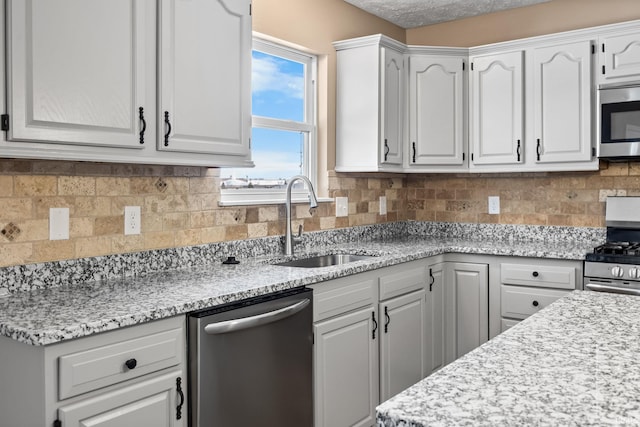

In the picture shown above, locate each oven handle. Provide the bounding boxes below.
[204,299,310,335]
[585,282,640,296]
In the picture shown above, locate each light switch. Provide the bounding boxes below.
[488,196,500,215]
[379,196,387,215]
[49,208,70,240]
[335,197,348,217]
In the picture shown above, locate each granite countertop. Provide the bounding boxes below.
[376,290,640,426]
[0,234,598,346]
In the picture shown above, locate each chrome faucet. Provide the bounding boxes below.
[285,175,318,256]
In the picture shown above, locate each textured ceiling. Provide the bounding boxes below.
[343,0,553,28]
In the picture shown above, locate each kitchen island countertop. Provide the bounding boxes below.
[377,290,640,426]
[0,234,598,346]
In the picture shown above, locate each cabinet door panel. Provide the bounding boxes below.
[58,371,184,427]
[426,263,446,375]
[314,307,378,427]
[533,40,593,163]
[380,289,427,401]
[601,32,640,82]
[7,0,150,148]
[470,51,523,165]
[409,56,464,166]
[158,0,251,156]
[381,48,404,165]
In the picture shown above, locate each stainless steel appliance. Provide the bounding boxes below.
[584,196,640,295]
[599,83,640,160]
[188,287,313,427]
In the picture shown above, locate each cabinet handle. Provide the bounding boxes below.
[516,140,521,162]
[536,139,541,161]
[412,142,416,163]
[164,111,172,146]
[124,358,137,370]
[372,311,378,339]
[384,306,390,333]
[532,271,539,277]
[138,107,146,145]
[532,300,540,307]
[176,377,185,420]
[429,268,435,292]
[384,139,390,161]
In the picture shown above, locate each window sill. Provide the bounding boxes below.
[218,195,333,207]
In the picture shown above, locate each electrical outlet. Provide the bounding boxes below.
[49,208,69,240]
[124,206,141,235]
[335,197,348,217]
[379,196,387,215]
[488,196,500,215]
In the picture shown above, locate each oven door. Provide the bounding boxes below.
[599,84,640,159]
[584,278,640,296]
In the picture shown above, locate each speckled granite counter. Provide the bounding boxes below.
[0,222,604,346]
[377,290,640,426]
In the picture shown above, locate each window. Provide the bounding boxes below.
[219,36,318,205]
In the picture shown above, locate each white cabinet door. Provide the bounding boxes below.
[470,51,524,166]
[314,307,378,427]
[445,262,489,363]
[408,55,465,166]
[600,32,640,83]
[158,0,251,157]
[532,40,593,164]
[6,0,152,148]
[58,370,185,427]
[379,289,427,402]
[381,47,404,166]
[425,262,446,375]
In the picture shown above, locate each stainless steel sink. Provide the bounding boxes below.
[274,254,376,268]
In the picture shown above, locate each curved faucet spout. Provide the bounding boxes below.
[285,175,318,256]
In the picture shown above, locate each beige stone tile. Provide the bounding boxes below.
[0,160,32,174]
[130,177,160,194]
[110,196,146,215]
[173,166,205,177]
[144,231,175,249]
[189,177,218,194]
[216,208,246,225]
[74,163,114,176]
[75,236,113,258]
[0,198,34,220]
[201,226,226,243]
[248,222,268,238]
[74,197,111,217]
[112,235,145,254]
[320,216,336,230]
[13,219,48,242]
[569,215,603,227]
[600,162,629,176]
[519,214,548,225]
[143,213,164,233]
[547,214,571,226]
[145,194,190,213]
[175,229,203,247]
[295,204,315,219]
[96,177,130,196]
[15,176,57,196]
[259,206,280,222]
[94,216,123,235]
[163,212,189,230]
[165,177,190,194]
[225,224,248,240]
[0,243,33,267]
[560,202,586,215]
[70,217,95,238]
[0,176,13,197]
[58,176,96,196]
[190,211,217,228]
[33,240,75,263]
[31,161,76,175]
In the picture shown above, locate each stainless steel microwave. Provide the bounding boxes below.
[599,83,640,160]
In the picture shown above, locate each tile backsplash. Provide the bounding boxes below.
[0,159,637,268]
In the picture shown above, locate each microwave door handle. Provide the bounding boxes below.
[204,299,310,335]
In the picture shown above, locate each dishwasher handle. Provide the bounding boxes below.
[204,298,311,335]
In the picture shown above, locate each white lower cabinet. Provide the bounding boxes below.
[425,262,446,375]
[0,316,186,427]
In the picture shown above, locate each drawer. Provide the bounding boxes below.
[58,327,183,400]
[500,263,576,290]
[501,285,571,320]
[501,318,520,333]
[379,265,426,301]
[311,276,376,322]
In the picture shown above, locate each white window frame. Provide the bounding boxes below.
[219,35,320,206]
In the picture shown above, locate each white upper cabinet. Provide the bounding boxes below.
[158,0,251,157]
[6,0,152,149]
[407,54,466,170]
[531,40,594,164]
[334,35,405,172]
[469,51,524,167]
[599,31,640,84]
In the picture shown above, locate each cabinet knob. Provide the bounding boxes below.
[125,358,137,370]
[532,300,539,307]
[532,271,539,277]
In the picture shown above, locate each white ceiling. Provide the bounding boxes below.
[343,0,553,29]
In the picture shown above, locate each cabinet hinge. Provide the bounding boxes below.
[471,153,474,161]
[602,43,605,53]
[592,147,597,158]
[462,152,465,161]
[470,62,474,71]
[54,420,62,427]
[602,65,606,75]
[0,114,8,131]
[462,62,465,71]
[591,44,595,54]
[249,3,252,15]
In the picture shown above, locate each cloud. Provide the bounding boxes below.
[252,55,304,100]
[227,149,301,179]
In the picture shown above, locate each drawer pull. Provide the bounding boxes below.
[532,300,539,307]
[532,271,539,277]
[125,358,137,370]
[176,377,185,420]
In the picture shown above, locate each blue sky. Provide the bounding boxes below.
[224,51,305,180]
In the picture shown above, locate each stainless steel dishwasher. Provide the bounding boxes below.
[188,287,313,427]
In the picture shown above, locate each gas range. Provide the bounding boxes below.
[584,197,640,296]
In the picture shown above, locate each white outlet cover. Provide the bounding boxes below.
[488,196,500,215]
[124,206,141,235]
[49,207,70,240]
[379,196,387,215]
[335,197,349,217]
